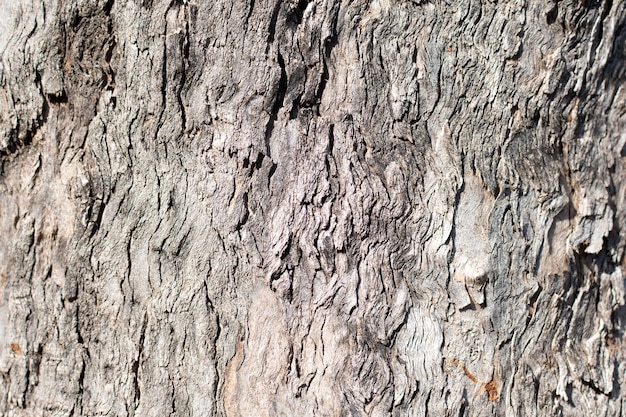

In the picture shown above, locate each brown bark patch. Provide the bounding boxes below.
[484,379,500,402]
[450,358,500,402]
[224,340,243,417]
[9,343,22,354]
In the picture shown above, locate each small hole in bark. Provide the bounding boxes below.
[48,91,68,104]
[104,0,114,14]
[546,6,558,24]
[286,0,310,27]
[289,100,300,120]
[255,153,265,170]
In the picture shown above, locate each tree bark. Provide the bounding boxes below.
[0,0,625,415]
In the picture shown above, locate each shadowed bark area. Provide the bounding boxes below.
[0,0,625,416]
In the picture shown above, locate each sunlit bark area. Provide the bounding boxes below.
[0,0,625,415]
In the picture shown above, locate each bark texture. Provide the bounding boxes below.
[0,0,625,416]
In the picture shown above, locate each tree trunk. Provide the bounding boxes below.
[0,0,625,415]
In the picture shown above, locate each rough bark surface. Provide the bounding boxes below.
[0,0,625,416]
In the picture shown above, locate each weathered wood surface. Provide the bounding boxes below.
[0,0,625,415]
